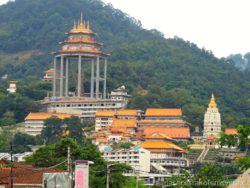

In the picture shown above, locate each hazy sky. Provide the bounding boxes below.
[0,0,250,58]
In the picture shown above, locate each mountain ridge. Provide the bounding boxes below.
[0,0,249,128]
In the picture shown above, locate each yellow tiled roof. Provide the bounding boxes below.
[145,108,182,116]
[144,133,173,141]
[112,119,137,128]
[142,127,190,139]
[25,112,72,120]
[116,109,140,116]
[46,68,55,73]
[96,110,116,117]
[139,119,188,124]
[96,137,108,143]
[139,141,186,152]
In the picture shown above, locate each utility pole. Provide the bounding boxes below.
[67,146,70,172]
[106,164,110,188]
[10,142,13,188]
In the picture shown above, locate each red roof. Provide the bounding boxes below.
[0,165,64,185]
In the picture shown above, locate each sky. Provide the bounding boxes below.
[0,0,250,58]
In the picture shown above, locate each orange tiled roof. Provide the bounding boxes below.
[96,110,116,117]
[25,112,72,120]
[145,108,182,117]
[139,119,188,125]
[139,141,186,152]
[111,127,127,133]
[142,127,190,139]
[96,137,108,143]
[225,128,238,135]
[144,132,174,141]
[46,68,55,73]
[112,119,137,128]
[116,109,140,116]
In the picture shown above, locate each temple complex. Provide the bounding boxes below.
[42,15,129,120]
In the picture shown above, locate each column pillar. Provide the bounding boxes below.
[95,56,100,99]
[52,56,56,97]
[77,55,82,97]
[65,58,69,97]
[103,58,107,99]
[59,55,64,97]
[90,59,95,98]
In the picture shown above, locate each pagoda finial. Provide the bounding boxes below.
[74,20,77,30]
[87,21,90,30]
[209,93,217,108]
[81,12,83,24]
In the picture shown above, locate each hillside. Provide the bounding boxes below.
[0,0,249,128]
[227,53,250,71]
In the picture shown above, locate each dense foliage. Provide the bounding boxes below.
[165,164,232,188]
[0,0,249,128]
[26,137,144,188]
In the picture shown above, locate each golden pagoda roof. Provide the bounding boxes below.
[69,14,94,34]
[209,94,217,108]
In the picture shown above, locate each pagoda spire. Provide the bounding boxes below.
[209,93,217,108]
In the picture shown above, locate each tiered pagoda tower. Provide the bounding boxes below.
[203,94,221,140]
[52,15,109,99]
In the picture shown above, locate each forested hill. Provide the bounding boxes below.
[227,53,250,71]
[0,0,249,128]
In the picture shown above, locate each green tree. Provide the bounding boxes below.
[237,125,250,151]
[41,117,63,144]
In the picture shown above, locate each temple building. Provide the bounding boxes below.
[203,94,221,141]
[43,68,55,82]
[42,15,129,120]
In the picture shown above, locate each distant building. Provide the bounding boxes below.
[139,141,189,174]
[203,94,221,142]
[115,109,142,120]
[95,110,116,131]
[7,80,17,93]
[144,108,183,120]
[103,146,151,173]
[0,152,32,162]
[225,128,238,135]
[111,119,137,134]
[43,68,55,81]
[139,127,190,141]
[42,16,130,120]
[25,112,72,136]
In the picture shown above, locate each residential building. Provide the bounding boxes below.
[7,80,17,93]
[103,146,151,173]
[0,152,33,162]
[111,119,137,134]
[203,94,221,142]
[95,110,116,131]
[25,112,72,136]
[0,163,65,187]
[139,141,189,174]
